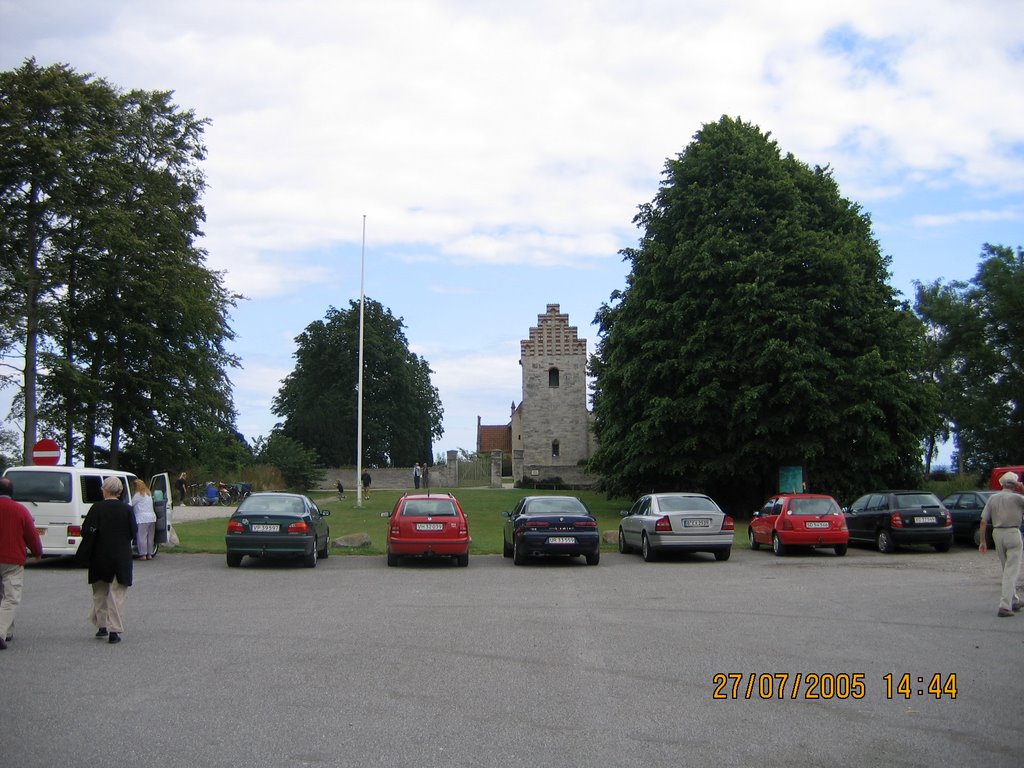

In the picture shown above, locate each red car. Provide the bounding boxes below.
[749,494,849,556]
[383,492,470,567]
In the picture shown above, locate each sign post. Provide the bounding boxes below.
[32,438,61,466]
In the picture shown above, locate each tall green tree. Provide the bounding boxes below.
[915,244,1024,472]
[273,299,443,467]
[589,116,936,511]
[0,58,239,469]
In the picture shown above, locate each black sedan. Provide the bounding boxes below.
[225,492,331,568]
[502,495,600,565]
[941,491,998,546]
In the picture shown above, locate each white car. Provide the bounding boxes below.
[618,492,734,562]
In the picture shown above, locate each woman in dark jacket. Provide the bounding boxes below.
[82,476,137,644]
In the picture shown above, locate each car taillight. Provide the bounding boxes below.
[782,516,794,530]
[68,525,82,537]
[890,513,904,528]
[527,521,550,529]
[655,516,672,532]
[390,523,400,535]
[227,520,245,533]
[288,521,310,533]
[722,516,735,531]
[944,511,952,526]
[575,520,597,528]
[838,518,848,531]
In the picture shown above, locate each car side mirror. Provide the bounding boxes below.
[502,511,512,519]
[320,509,331,517]
[379,511,389,519]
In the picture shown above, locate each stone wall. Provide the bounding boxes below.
[318,451,461,491]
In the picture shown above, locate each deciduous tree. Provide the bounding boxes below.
[915,244,1024,472]
[273,299,443,467]
[590,116,936,511]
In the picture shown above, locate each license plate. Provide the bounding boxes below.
[913,516,936,525]
[416,523,444,531]
[250,524,279,532]
[806,522,830,529]
[684,519,711,528]
[548,536,577,544]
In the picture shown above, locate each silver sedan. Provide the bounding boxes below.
[618,493,734,562]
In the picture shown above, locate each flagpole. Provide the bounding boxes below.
[356,214,366,508]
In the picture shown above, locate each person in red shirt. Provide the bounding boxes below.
[0,476,44,649]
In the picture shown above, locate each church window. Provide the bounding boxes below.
[548,367,559,387]
[552,440,560,458]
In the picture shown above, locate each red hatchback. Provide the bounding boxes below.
[383,493,470,567]
[749,494,849,556]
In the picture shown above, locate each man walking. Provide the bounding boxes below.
[0,476,44,649]
[979,471,1024,617]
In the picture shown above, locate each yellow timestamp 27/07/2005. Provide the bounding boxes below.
[711,672,957,700]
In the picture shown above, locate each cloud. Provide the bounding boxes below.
[912,206,1024,228]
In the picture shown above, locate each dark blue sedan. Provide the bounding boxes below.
[502,495,600,566]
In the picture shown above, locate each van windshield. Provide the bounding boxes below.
[7,471,73,503]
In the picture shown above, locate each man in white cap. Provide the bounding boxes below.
[979,471,1024,617]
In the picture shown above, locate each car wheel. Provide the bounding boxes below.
[454,553,469,567]
[772,533,786,556]
[503,537,513,558]
[226,552,242,568]
[304,541,318,568]
[834,543,848,557]
[933,540,951,553]
[386,550,398,567]
[513,536,527,565]
[876,529,897,554]
[617,528,630,554]
[319,536,330,559]
[641,533,657,562]
[586,550,600,566]
[714,548,731,562]
[748,528,760,551]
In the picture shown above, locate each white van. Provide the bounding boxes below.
[3,465,174,557]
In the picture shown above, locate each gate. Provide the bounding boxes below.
[457,456,491,487]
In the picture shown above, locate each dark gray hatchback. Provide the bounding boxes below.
[844,491,953,553]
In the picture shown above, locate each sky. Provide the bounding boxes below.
[2,0,1023,465]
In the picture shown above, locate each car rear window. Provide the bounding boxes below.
[238,497,304,515]
[402,499,457,517]
[525,499,587,515]
[6,471,73,503]
[894,493,942,508]
[659,496,719,513]
[788,498,841,516]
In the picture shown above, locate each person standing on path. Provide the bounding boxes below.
[979,471,1024,617]
[174,472,188,506]
[82,476,137,644]
[0,476,43,650]
[413,464,421,489]
[361,470,372,500]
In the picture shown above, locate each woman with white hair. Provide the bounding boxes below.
[979,471,1024,617]
[80,476,137,643]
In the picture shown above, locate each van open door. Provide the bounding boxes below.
[149,472,173,548]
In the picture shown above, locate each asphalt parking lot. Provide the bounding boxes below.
[1,543,1021,768]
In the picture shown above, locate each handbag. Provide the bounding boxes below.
[76,524,99,565]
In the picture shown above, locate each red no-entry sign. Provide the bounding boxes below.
[32,438,61,465]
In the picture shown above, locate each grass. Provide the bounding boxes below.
[169,487,755,555]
